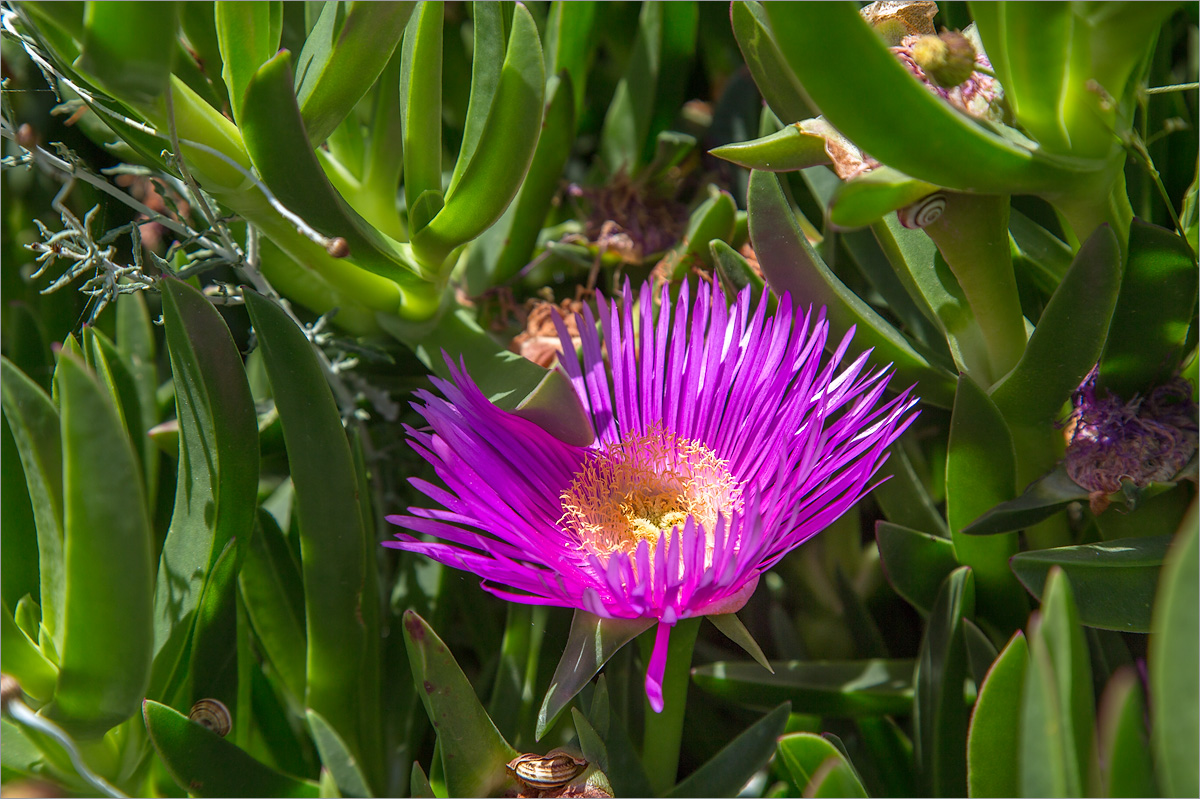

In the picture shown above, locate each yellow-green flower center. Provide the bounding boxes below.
[559,424,744,560]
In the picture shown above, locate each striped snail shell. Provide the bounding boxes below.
[507,750,588,791]
[898,192,948,229]
[189,698,232,737]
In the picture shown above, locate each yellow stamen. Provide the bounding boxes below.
[559,423,744,561]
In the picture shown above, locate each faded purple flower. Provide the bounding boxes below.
[386,280,918,711]
[1065,368,1198,512]
[891,27,1005,122]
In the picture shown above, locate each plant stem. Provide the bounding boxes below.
[923,193,1027,386]
[640,617,701,796]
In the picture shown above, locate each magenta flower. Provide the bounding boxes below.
[386,280,918,711]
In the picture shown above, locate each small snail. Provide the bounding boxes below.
[898,192,948,229]
[189,698,231,737]
[506,750,588,792]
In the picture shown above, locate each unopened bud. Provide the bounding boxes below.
[912,31,977,89]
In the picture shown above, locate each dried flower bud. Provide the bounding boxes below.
[911,31,978,89]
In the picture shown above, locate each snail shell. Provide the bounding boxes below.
[189,698,231,737]
[898,192,948,229]
[506,750,588,791]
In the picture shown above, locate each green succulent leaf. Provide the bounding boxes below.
[1097,219,1198,397]
[402,611,518,797]
[79,1,179,105]
[1,599,57,702]
[490,72,576,285]
[946,375,1026,632]
[709,124,832,173]
[144,699,320,797]
[666,703,791,798]
[215,0,281,125]
[914,566,975,797]
[411,3,545,267]
[295,1,414,146]
[1021,568,1095,797]
[1095,666,1158,797]
[400,0,445,217]
[1010,536,1170,633]
[307,710,373,798]
[0,359,65,646]
[537,611,653,740]
[829,168,941,230]
[149,277,259,703]
[961,465,1091,536]
[763,2,1100,195]
[776,732,868,798]
[730,1,814,124]
[966,631,1027,798]
[875,522,959,616]
[990,224,1123,425]
[692,659,915,716]
[1150,506,1199,798]
[244,290,375,789]
[241,50,429,290]
[747,169,957,407]
[45,354,153,738]
[238,511,307,704]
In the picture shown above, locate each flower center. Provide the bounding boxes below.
[560,424,744,559]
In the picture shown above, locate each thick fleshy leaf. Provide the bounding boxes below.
[44,354,153,738]
[1098,219,1198,397]
[0,421,38,616]
[0,359,64,646]
[1150,507,1199,798]
[411,4,545,267]
[1095,666,1157,797]
[244,290,372,785]
[914,566,975,797]
[711,240,767,304]
[857,716,916,799]
[777,732,868,798]
[537,610,652,740]
[1,599,56,702]
[875,522,959,616]
[730,1,814,124]
[1010,536,1170,633]
[78,1,179,105]
[709,613,773,673]
[144,699,319,798]
[665,187,738,273]
[215,0,281,124]
[829,168,941,230]
[763,3,1099,195]
[402,611,518,797]
[1021,568,1095,797]
[238,511,307,704]
[709,124,831,172]
[115,292,160,506]
[149,277,259,704]
[991,225,1123,425]
[490,73,576,285]
[872,442,950,538]
[241,50,429,294]
[399,1,444,210]
[747,169,956,407]
[666,703,790,798]
[692,659,915,716]
[307,710,372,798]
[966,631,1027,798]
[962,465,1091,536]
[544,1,596,124]
[410,762,433,799]
[294,2,414,145]
[946,375,1026,632]
[598,1,696,173]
